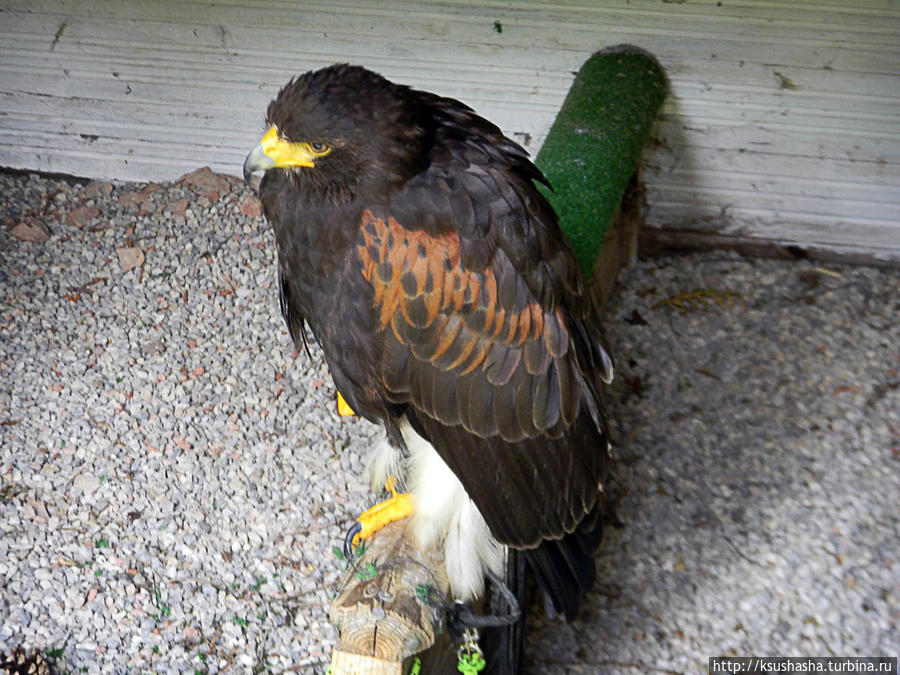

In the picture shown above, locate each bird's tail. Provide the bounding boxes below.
[480,499,608,673]
[524,499,606,621]
[480,549,529,675]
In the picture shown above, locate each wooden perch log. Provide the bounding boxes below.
[329,519,450,674]
[589,174,642,310]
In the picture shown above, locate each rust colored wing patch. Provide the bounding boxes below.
[357,209,578,441]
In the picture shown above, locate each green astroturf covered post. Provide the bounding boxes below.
[535,45,668,278]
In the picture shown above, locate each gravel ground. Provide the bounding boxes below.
[1,169,897,674]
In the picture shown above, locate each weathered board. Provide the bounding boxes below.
[1,0,898,260]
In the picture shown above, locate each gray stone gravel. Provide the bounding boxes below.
[1,169,898,674]
[528,251,899,672]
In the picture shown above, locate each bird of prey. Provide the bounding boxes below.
[243,64,613,672]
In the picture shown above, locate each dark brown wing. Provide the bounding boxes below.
[359,208,594,441]
[357,211,611,548]
[355,95,612,548]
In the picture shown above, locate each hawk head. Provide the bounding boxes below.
[243,64,430,201]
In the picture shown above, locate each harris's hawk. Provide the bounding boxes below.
[243,64,613,671]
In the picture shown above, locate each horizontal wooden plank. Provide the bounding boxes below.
[645,201,899,249]
[640,227,900,266]
[647,182,899,222]
[653,119,899,164]
[646,145,896,188]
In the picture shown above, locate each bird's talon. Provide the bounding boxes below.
[343,521,362,560]
[342,477,412,561]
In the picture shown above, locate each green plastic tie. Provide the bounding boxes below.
[457,651,486,673]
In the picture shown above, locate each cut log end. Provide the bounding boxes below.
[329,649,405,675]
[329,520,450,673]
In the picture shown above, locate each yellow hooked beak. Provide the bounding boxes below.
[243,126,331,181]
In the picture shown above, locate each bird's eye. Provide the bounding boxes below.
[308,141,331,155]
